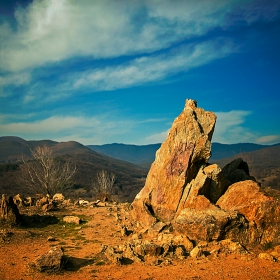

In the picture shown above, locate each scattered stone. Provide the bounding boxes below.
[47,236,56,242]
[42,202,55,212]
[258,252,276,262]
[141,241,162,257]
[32,246,64,272]
[63,216,81,224]
[52,193,65,203]
[96,201,106,207]
[190,247,205,258]
[270,251,280,261]
[37,195,50,207]
[174,246,186,259]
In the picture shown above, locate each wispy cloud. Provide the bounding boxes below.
[72,39,236,92]
[0,0,278,72]
[0,72,31,96]
[212,110,255,144]
[0,114,135,145]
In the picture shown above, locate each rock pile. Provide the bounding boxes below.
[98,235,248,265]
[131,99,280,247]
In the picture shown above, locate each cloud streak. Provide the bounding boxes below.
[0,114,136,145]
[0,0,278,72]
[72,39,236,92]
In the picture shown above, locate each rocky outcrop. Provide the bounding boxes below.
[131,99,280,247]
[131,100,216,226]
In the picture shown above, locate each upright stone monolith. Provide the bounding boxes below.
[131,99,216,227]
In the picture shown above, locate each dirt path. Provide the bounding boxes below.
[1,204,280,280]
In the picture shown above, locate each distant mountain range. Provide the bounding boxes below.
[88,142,280,167]
[88,142,280,192]
[0,136,147,202]
[1,136,280,201]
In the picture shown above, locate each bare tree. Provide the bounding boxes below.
[93,170,116,201]
[21,145,76,196]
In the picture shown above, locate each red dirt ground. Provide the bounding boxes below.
[1,204,280,280]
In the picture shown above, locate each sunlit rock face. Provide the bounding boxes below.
[131,99,216,226]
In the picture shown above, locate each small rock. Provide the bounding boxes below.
[175,246,186,259]
[47,236,56,242]
[131,233,141,240]
[142,242,162,257]
[78,199,89,206]
[150,221,168,233]
[63,216,80,224]
[52,193,65,203]
[270,251,280,261]
[42,203,55,212]
[258,253,276,261]
[96,201,106,207]
[190,246,205,258]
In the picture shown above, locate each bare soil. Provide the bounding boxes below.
[1,203,280,280]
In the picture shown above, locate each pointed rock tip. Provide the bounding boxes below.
[186,99,197,109]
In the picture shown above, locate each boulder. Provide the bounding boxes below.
[0,194,21,225]
[217,180,280,245]
[33,246,64,272]
[173,207,247,242]
[131,100,216,227]
[222,158,256,184]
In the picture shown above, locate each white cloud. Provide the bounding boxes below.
[0,0,277,72]
[212,110,255,144]
[72,39,236,91]
[256,135,280,144]
[0,114,134,145]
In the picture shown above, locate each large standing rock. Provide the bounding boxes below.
[0,194,21,225]
[131,100,216,226]
[217,180,280,245]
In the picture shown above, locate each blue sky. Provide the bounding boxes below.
[0,0,280,145]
